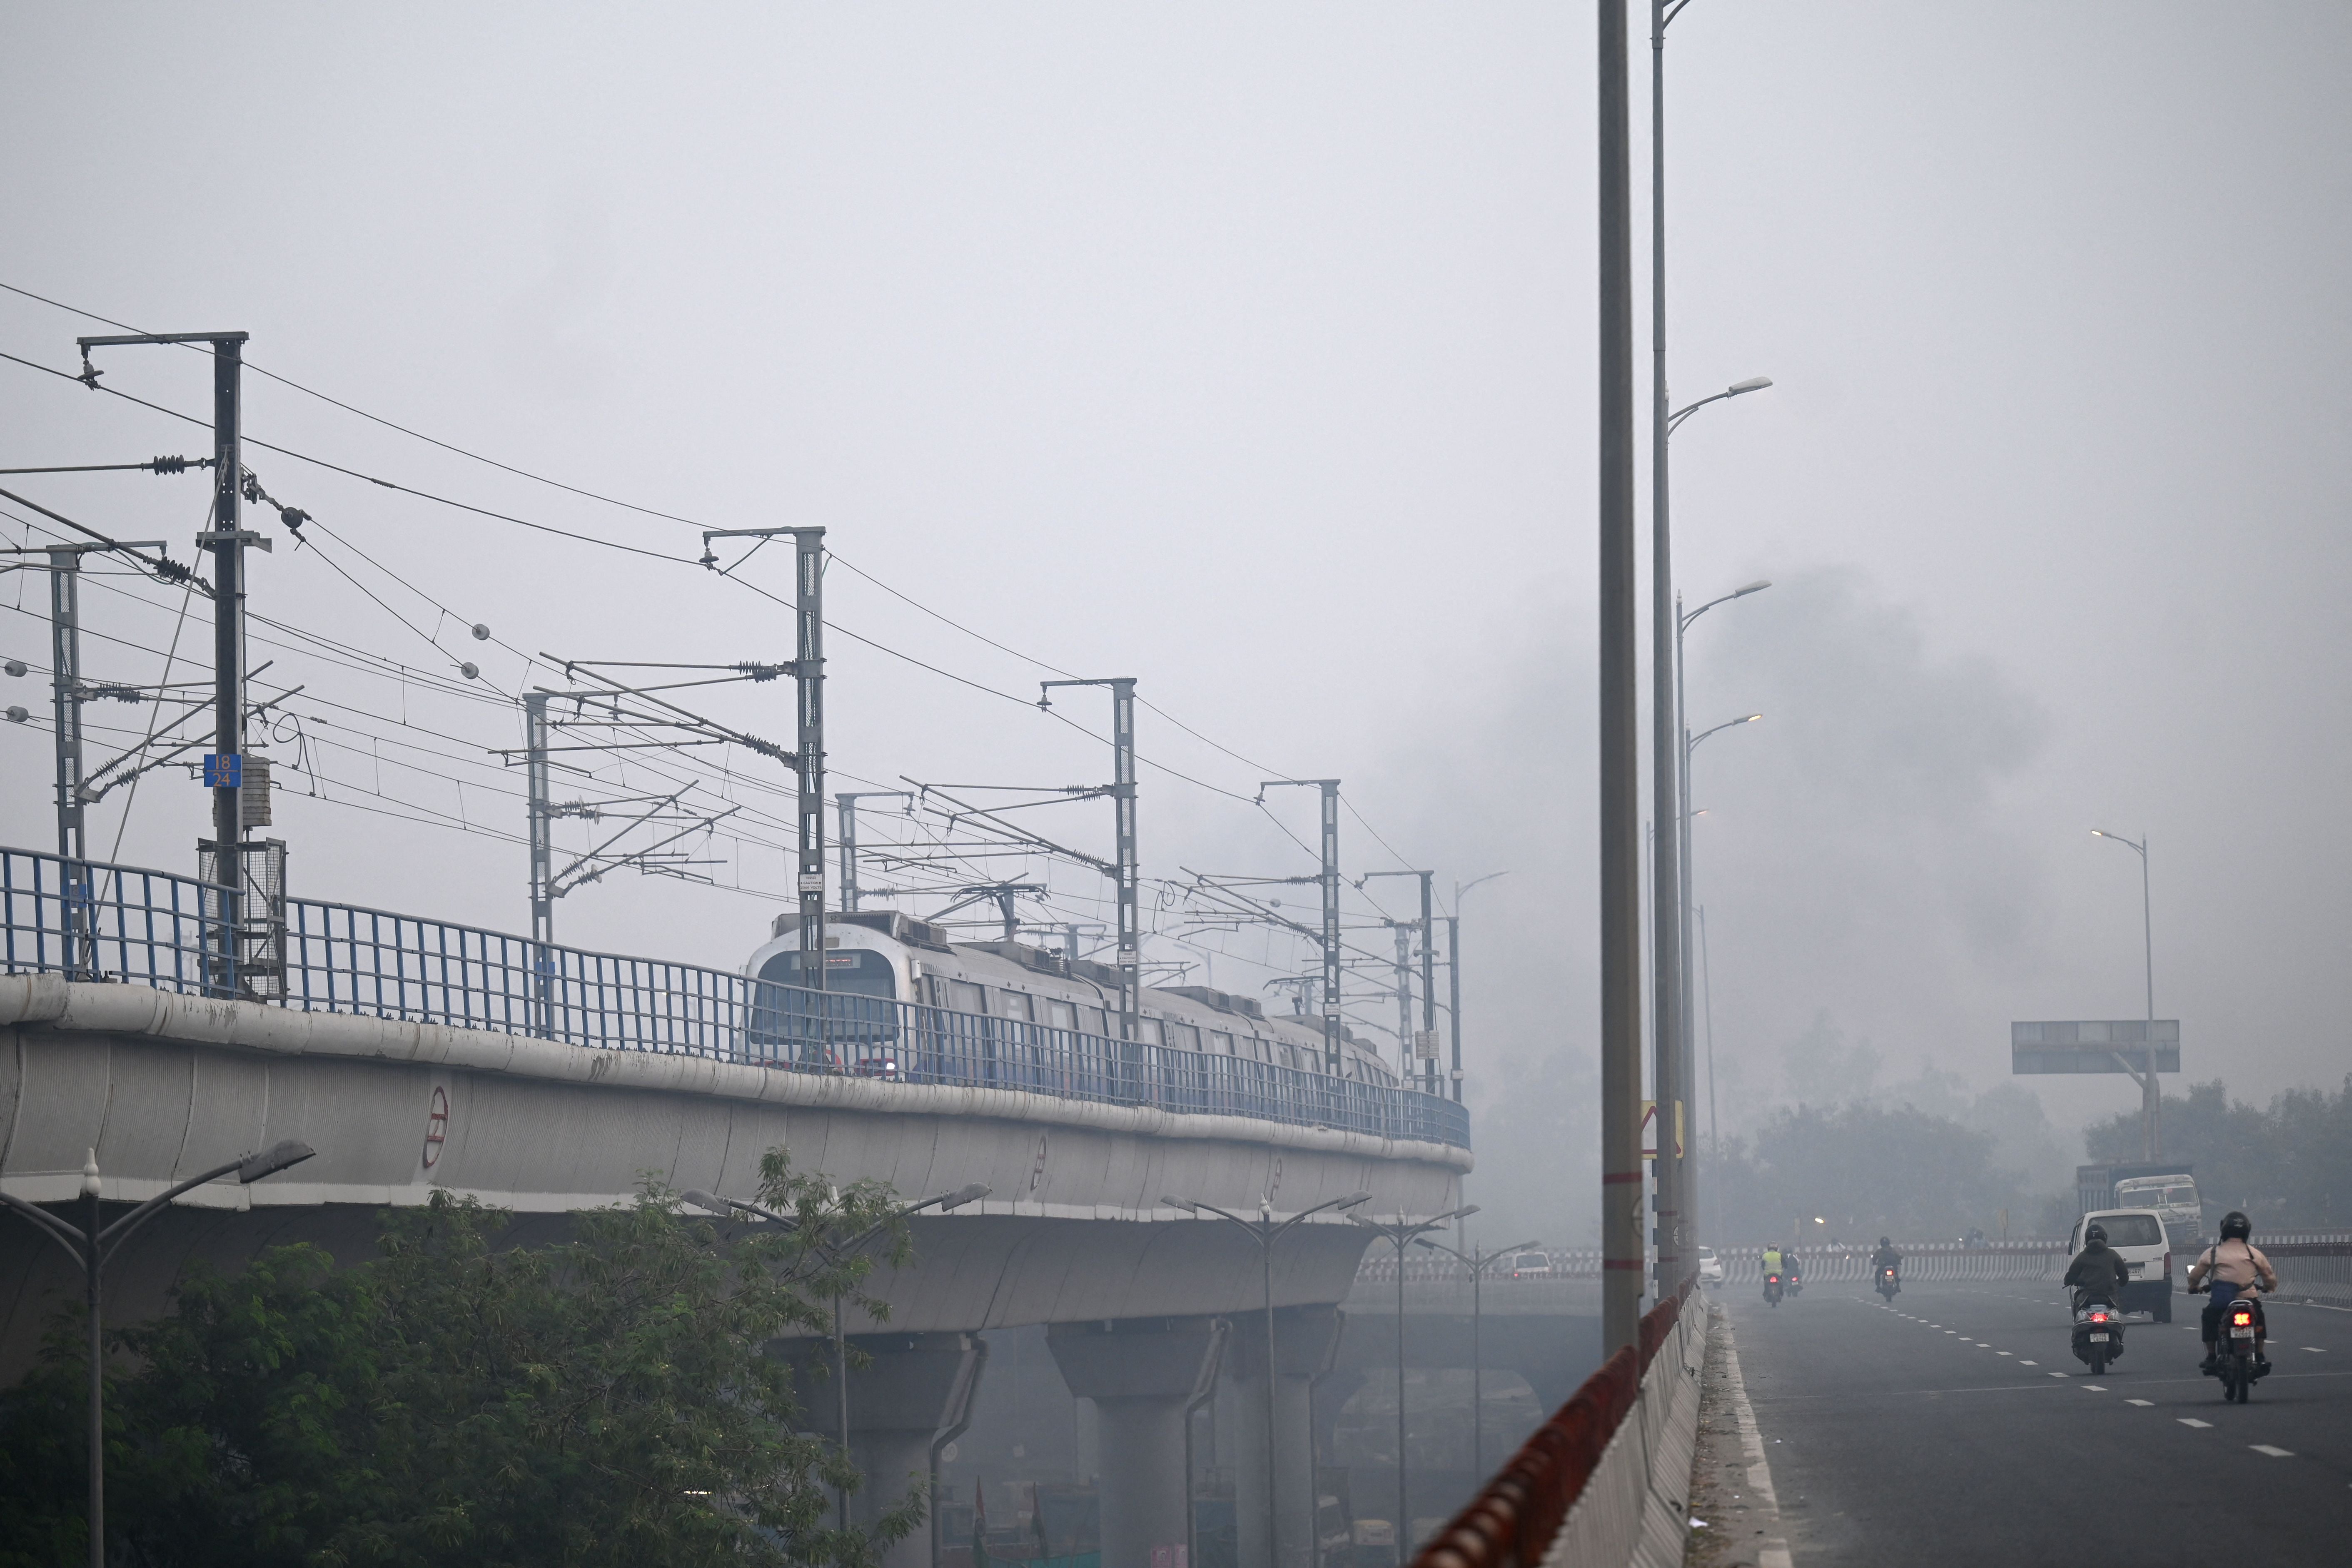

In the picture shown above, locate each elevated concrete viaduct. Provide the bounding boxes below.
[0,975,1468,1568]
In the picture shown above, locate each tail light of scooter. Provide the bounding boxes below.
[2231,1307,2255,1329]
[2089,1311,2110,1324]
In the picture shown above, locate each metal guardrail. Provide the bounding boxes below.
[0,846,1469,1149]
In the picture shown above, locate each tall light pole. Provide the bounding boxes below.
[1409,1233,1534,1486]
[686,1182,991,1532]
[1675,580,1767,1259]
[2092,829,2160,1157]
[1445,872,1509,1106]
[1161,1189,1370,1566]
[1353,1207,1477,1555]
[0,1139,315,1568]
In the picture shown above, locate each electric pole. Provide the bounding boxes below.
[1262,779,1343,1072]
[3,540,160,973]
[838,791,914,913]
[78,330,256,998]
[701,527,828,1008]
[1363,868,1439,1092]
[1040,678,1140,1042]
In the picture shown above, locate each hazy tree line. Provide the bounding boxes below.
[0,1152,922,1568]
[2087,1077,2352,1232]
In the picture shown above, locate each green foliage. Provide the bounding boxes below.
[2085,1076,2352,1230]
[0,1149,929,1568]
[1703,1099,2032,1244]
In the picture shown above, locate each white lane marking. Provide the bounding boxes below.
[2179,1418,2213,1429]
[2302,1346,2326,1353]
[2019,1361,2038,1366]
[1997,1351,2014,1357]
[2049,1371,2069,1378]
[1713,1304,1795,1568]
[2126,1399,2153,1407]
[2081,1384,2108,1391]
[2251,1445,2294,1458]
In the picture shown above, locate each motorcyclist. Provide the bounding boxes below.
[1786,1248,1804,1288]
[2063,1222,2130,1311]
[1760,1242,1786,1291]
[2187,1211,2278,1375]
[1871,1235,1903,1282]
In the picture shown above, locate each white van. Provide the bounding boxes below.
[2067,1209,2174,1322]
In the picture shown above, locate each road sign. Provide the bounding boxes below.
[2011,1019,2179,1075]
[1639,1099,1684,1160]
[202,752,242,789]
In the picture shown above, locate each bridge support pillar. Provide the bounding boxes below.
[1048,1315,1223,1568]
[1228,1305,1342,1568]
[783,1331,984,1568]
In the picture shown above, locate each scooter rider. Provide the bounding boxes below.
[1760,1242,1786,1291]
[1871,1235,1903,1282]
[2064,1223,2130,1310]
[2188,1211,2278,1375]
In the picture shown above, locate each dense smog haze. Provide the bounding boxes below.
[5,7,2352,1563]
[5,4,2348,1230]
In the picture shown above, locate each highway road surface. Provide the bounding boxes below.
[1710,1276,2352,1564]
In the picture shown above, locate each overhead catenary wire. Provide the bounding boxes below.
[2,290,1438,974]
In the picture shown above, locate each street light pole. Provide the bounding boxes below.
[686,1181,991,1533]
[0,1139,315,1568]
[1444,873,1509,1106]
[2093,830,2160,1157]
[1676,580,1767,1261]
[1410,1233,1534,1486]
[1162,1189,1371,1568]
[1352,1207,1477,1558]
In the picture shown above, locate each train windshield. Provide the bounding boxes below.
[758,948,897,1000]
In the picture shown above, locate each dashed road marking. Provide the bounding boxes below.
[2126,1399,2153,1407]
[2019,1361,2038,1366]
[2302,1346,2326,1353]
[2251,1445,2293,1458]
[1997,1351,2013,1357]
[2081,1384,2108,1391]
[2180,1418,2213,1429]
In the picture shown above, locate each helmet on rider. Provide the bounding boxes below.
[1878,1236,1891,1249]
[2084,1223,2108,1245]
[2220,1210,2252,1240]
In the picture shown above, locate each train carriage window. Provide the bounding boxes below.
[1211,1031,1235,1055]
[1137,1018,1165,1047]
[1080,1007,1108,1036]
[1046,999,1078,1031]
[945,980,986,1015]
[758,948,897,1001]
[1168,1022,1201,1051]
[999,991,1033,1022]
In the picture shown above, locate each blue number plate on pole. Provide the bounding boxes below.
[203,753,242,789]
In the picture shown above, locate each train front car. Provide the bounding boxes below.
[742,912,1400,1090]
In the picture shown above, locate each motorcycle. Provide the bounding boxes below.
[1763,1270,1784,1308]
[2071,1298,2125,1376]
[1786,1271,1804,1297]
[1876,1265,1901,1302]
[2214,1292,2270,1403]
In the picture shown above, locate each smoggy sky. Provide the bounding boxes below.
[5,5,2348,1228]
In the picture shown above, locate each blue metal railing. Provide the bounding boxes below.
[0,847,1469,1149]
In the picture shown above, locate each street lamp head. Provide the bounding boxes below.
[1440,1204,1482,1223]
[81,1149,100,1199]
[1159,1194,1200,1214]
[1339,1191,1374,1209]
[1733,579,1771,597]
[680,1189,733,1216]
[236,1139,314,1184]
[940,1183,991,1211]
[1727,376,1774,395]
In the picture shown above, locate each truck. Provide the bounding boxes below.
[2077,1162,2201,1249]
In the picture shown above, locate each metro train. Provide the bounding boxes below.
[744,908,1403,1088]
